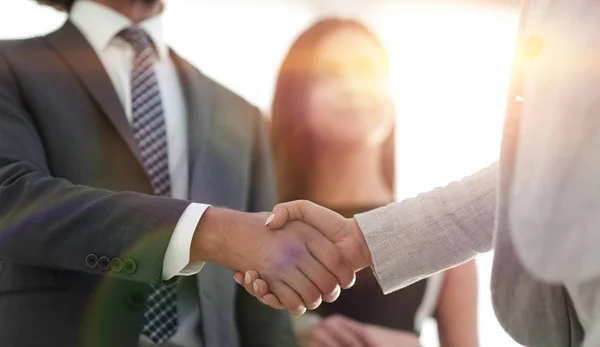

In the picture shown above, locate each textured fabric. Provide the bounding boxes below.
[316,206,429,333]
[118,26,177,344]
[355,164,497,294]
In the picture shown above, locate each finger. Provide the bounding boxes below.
[310,327,342,347]
[241,270,260,295]
[253,279,285,308]
[321,322,360,347]
[334,316,378,347]
[270,280,306,315]
[235,272,275,307]
[321,316,369,347]
[233,272,245,286]
[281,266,322,310]
[260,293,285,309]
[252,278,269,297]
[266,200,346,237]
[324,285,341,303]
[306,232,356,290]
[297,252,340,303]
[233,271,257,297]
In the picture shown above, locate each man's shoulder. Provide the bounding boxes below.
[0,29,57,64]
[0,36,44,55]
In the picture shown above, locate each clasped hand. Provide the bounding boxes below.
[230,200,372,314]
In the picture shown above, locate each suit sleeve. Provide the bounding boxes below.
[0,53,189,284]
[235,109,294,347]
[355,163,498,294]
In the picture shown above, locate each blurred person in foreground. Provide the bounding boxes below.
[0,0,302,345]
[236,18,478,347]
[236,3,600,347]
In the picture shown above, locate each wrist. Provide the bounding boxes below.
[191,207,228,264]
[347,217,373,270]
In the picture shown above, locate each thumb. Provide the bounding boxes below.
[265,200,312,230]
[265,200,346,238]
[264,201,306,229]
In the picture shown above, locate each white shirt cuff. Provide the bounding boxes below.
[162,203,210,280]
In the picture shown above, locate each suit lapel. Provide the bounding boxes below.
[170,50,215,200]
[44,21,145,169]
[171,51,244,346]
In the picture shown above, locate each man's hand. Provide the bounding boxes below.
[267,200,372,271]
[233,200,374,312]
[191,207,355,315]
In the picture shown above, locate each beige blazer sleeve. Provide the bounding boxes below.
[355,163,498,294]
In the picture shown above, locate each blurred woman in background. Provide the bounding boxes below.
[269,18,479,347]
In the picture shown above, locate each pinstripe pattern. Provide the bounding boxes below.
[119,26,177,344]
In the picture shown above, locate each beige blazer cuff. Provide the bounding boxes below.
[355,163,498,294]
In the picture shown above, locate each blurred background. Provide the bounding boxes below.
[0,0,520,345]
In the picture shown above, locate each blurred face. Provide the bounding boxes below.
[305,28,394,149]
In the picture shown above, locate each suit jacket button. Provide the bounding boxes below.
[523,35,543,60]
[123,259,137,274]
[85,254,99,268]
[111,258,124,273]
[98,256,111,271]
[128,291,146,309]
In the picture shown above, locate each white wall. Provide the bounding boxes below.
[0,1,522,345]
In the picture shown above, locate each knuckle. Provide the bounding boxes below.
[296,200,310,213]
[322,320,336,330]
[322,318,334,328]
[330,251,345,270]
[324,278,338,293]
[297,199,310,206]
[272,204,285,214]
[330,314,344,323]
[311,327,324,340]
[318,280,336,298]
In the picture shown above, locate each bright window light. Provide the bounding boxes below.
[373,3,520,347]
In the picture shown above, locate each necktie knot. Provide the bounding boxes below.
[118,26,153,53]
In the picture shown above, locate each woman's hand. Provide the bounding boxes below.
[363,323,422,347]
[308,315,377,347]
[233,270,423,347]
[304,315,421,347]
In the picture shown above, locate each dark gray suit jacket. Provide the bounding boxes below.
[0,21,292,347]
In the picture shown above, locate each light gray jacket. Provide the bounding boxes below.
[356,1,600,346]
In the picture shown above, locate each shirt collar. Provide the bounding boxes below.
[70,0,169,60]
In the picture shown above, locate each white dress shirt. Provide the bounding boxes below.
[70,0,206,281]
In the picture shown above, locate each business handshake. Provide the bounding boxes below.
[192,200,373,315]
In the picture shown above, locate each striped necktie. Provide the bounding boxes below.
[118,26,177,344]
